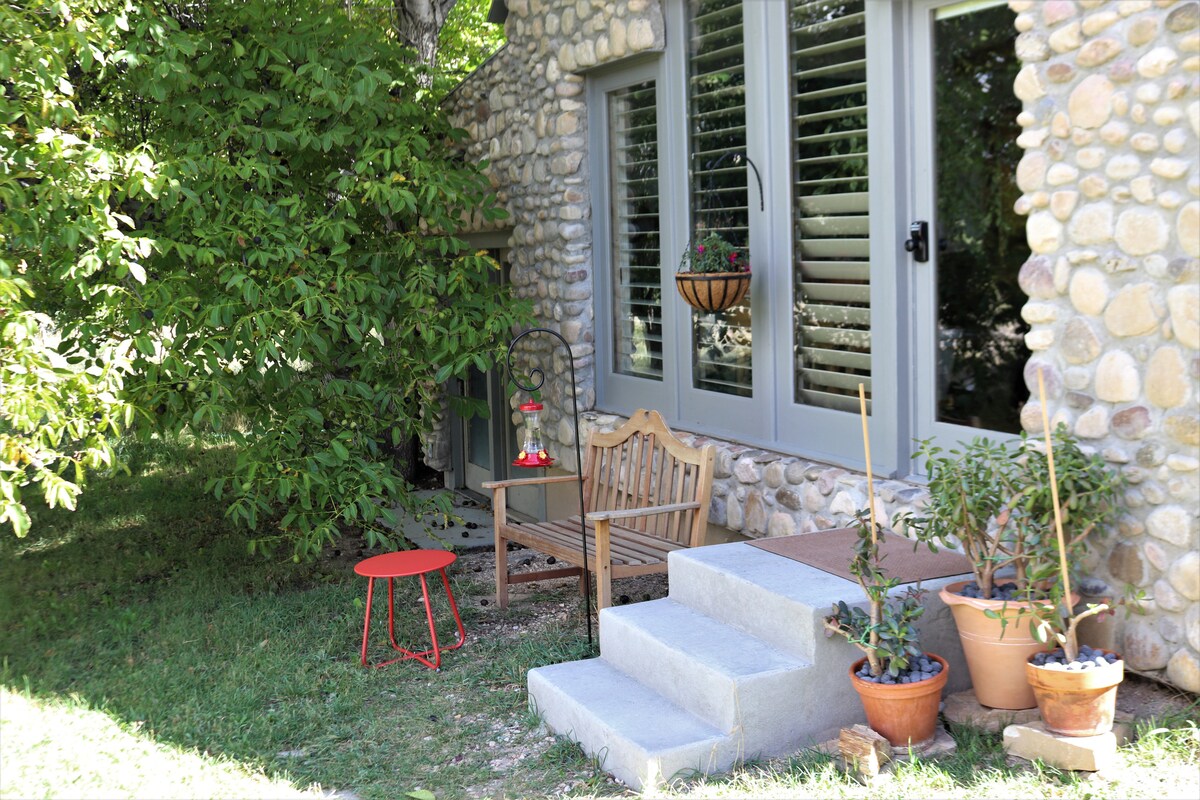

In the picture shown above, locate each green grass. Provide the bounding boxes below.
[1,436,1197,800]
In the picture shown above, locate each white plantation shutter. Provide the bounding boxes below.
[609,81,663,380]
[791,0,872,414]
[688,0,752,398]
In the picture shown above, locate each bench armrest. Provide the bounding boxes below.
[586,501,701,522]
[481,474,582,490]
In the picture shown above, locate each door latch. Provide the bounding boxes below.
[905,221,929,263]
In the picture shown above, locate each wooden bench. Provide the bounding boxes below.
[483,409,716,611]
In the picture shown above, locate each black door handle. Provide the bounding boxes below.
[905,221,929,263]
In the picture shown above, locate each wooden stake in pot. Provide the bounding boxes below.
[1037,368,1077,657]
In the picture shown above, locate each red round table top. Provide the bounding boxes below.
[354,550,457,578]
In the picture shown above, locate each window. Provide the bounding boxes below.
[687,0,752,397]
[593,0,1021,478]
[608,81,664,380]
[791,0,871,414]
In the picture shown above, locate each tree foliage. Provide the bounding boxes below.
[1,0,529,553]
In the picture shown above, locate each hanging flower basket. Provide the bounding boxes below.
[674,271,751,313]
[676,232,751,313]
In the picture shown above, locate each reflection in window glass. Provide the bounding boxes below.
[609,81,663,380]
[688,0,751,397]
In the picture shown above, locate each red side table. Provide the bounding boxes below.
[354,550,466,670]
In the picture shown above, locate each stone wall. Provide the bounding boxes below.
[1010,0,1200,692]
[442,0,667,472]
[442,0,1200,692]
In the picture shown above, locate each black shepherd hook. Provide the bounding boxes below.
[504,328,592,645]
[701,151,765,213]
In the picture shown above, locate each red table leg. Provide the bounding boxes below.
[359,566,466,670]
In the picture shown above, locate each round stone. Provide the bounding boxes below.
[1165,128,1188,155]
[1084,10,1120,36]
[1147,346,1191,408]
[1022,301,1058,323]
[1069,202,1115,244]
[1100,120,1130,145]
[1108,407,1147,438]
[1049,21,1083,53]
[1069,268,1109,316]
[1051,190,1080,221]
[1047,61,1076,83]
[1156,578,1187,612]
[1131,176,1157,203]
[1062,318,1104,363]
[1190,101,1200,135]
[1017,152,1049,191]
[1144,540,1170,571]
[1154,106,1185,127]
[1187,604,1200,653]
[1168,284,1200,349]
[1136,82,1163,105]
[1026,212,1063,254]
[1081,175,1110,198]
[1138,47,1180,78]
[1115,208,1169,255]
[1179,202,1200,258]
[768,512,796,538]
[1128,16,1159,47]
[1017,31,1051,61]
[1076,147,1105,169]
[1123,618,1171,670]
[1074,406,1110,438]
[1104,282,1162,337]
[1151,158,1191,180]
[1025,329,1054,350]
[1095,350,1140,402]
[1077,37,1122,67]
[1167,2,1200,32]
[1043,0,1076,26]
[1068,75,1115,128]
[1165,413,1200,446]
[1108,540,1151,586]
[1131,133,1159,153]
[1151,507,1197,550]
[764,461,786,489]
[1019,255,1057,298]
[1169,552,1200,600]
[775,487,802,511]
[1047,163,1079,185]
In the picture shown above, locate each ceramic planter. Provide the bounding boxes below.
[1025,651,1124,736]
[674,271,751,313]
[939,580,1060,710]
[848,654,949,749]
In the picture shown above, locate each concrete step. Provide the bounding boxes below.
[599,598,814,745]
[666,541,855,661]
[527,657,741,790]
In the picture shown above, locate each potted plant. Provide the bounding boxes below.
[674,231,751,313]
[1022,387,1131,737]
[824,511,949,749]
[900,428,1122,710]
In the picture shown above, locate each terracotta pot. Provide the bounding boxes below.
[940,580,1064,710]
[848,654,949,748]
[1025,651,1124,736]
[674,271,751,313]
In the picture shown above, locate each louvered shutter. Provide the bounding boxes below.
[609,81,663,380]
[791,0,871,413]
[687,0,752,398]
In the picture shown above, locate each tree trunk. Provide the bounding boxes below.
[392,0,458,87]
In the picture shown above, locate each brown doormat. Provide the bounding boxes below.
[748,528,973,584]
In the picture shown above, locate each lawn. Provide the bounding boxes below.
[1,437,1197,800]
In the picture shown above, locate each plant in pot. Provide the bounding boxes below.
[1020,406,1132,737]
[824,511,949,750]
[900,427,1122,710]
[674,231,751,313]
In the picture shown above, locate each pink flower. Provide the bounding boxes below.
[696,245,705,254]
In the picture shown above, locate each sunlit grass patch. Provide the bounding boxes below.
[0,686,331,800]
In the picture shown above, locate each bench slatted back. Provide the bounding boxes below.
[581,409,716,547]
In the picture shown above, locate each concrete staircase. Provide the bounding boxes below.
[528,541,971,789]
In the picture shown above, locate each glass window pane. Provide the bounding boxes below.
[609,81,663,380]
[688,0,752,398]
[934,2,1027,431]
[791,0,871,414]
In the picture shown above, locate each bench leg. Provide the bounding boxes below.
[595,518,612,611]
[492,488,510,609]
